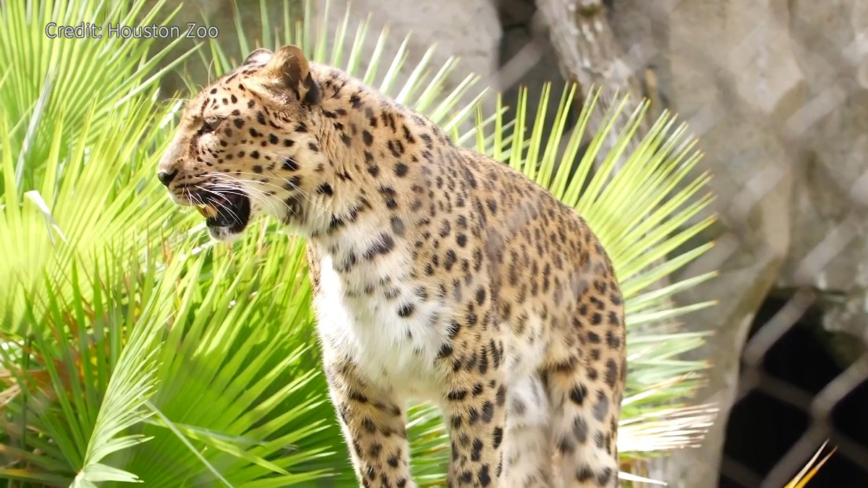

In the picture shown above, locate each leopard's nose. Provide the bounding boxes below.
[157,169,178,187]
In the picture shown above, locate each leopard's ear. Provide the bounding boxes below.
[243,48,273,66]
[262,45,321,105]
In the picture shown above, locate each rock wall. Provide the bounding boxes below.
[604,0,867,485]
[785,0,868,344]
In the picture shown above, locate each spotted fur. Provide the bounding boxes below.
[158,45,627,488]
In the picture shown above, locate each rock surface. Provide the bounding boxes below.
[604,0,867,485]
[783,0,868,344]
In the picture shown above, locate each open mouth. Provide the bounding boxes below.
[194,191,251,233]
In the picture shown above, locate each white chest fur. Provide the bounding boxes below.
[313,251,451,402]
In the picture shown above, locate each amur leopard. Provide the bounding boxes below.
[158,45,627,488]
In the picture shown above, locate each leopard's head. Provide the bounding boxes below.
[157,45,327,241]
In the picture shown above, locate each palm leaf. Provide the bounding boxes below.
[784,441,836,488]
[0,0,196,192]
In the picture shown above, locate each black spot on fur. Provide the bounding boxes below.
[593,393,609,421]
[558,436,576,454]
[447,389,467,401]
[597,468,613,486]
[391,216,405,236]
[397,303,415,318]
[573,416,588,443]
[576,465,594,482]
[447,321,461,338]
[471,439,483,461]
[379,186,398,209]
[364,233,396,259]
[282,157,299,171]
[606,330,621,349]
[459,471,472,484]
[479,465,491,487]
[348,389,368,403]
[495,385,506,406]
[481,401,494,423]
[486,199,497,214]
[493,427,503,448]
[605,359,618,387]
[569,384,587,405]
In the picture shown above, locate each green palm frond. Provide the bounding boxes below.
[0,0,201,336]
[0,91,188,336]
[1,0,718,486]
[71,249,187,488]
[114,230,334,486]
[0,245,183,486]
[0,0,196,192]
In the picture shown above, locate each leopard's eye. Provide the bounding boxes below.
[201,116,224,134]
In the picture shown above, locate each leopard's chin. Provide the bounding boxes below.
[207,225,246,242]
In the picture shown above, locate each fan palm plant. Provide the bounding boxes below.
[0,0,196,336]
[2,0,725,486]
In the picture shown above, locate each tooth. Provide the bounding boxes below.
[197,205,217,218]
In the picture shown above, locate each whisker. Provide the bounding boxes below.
[215,171,332,216]
[203,173,305,218]
[208,179,286,217]
[206,179,287,219]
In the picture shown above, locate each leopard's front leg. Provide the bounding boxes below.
[439,329,507,488]
[324,358,415,488]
